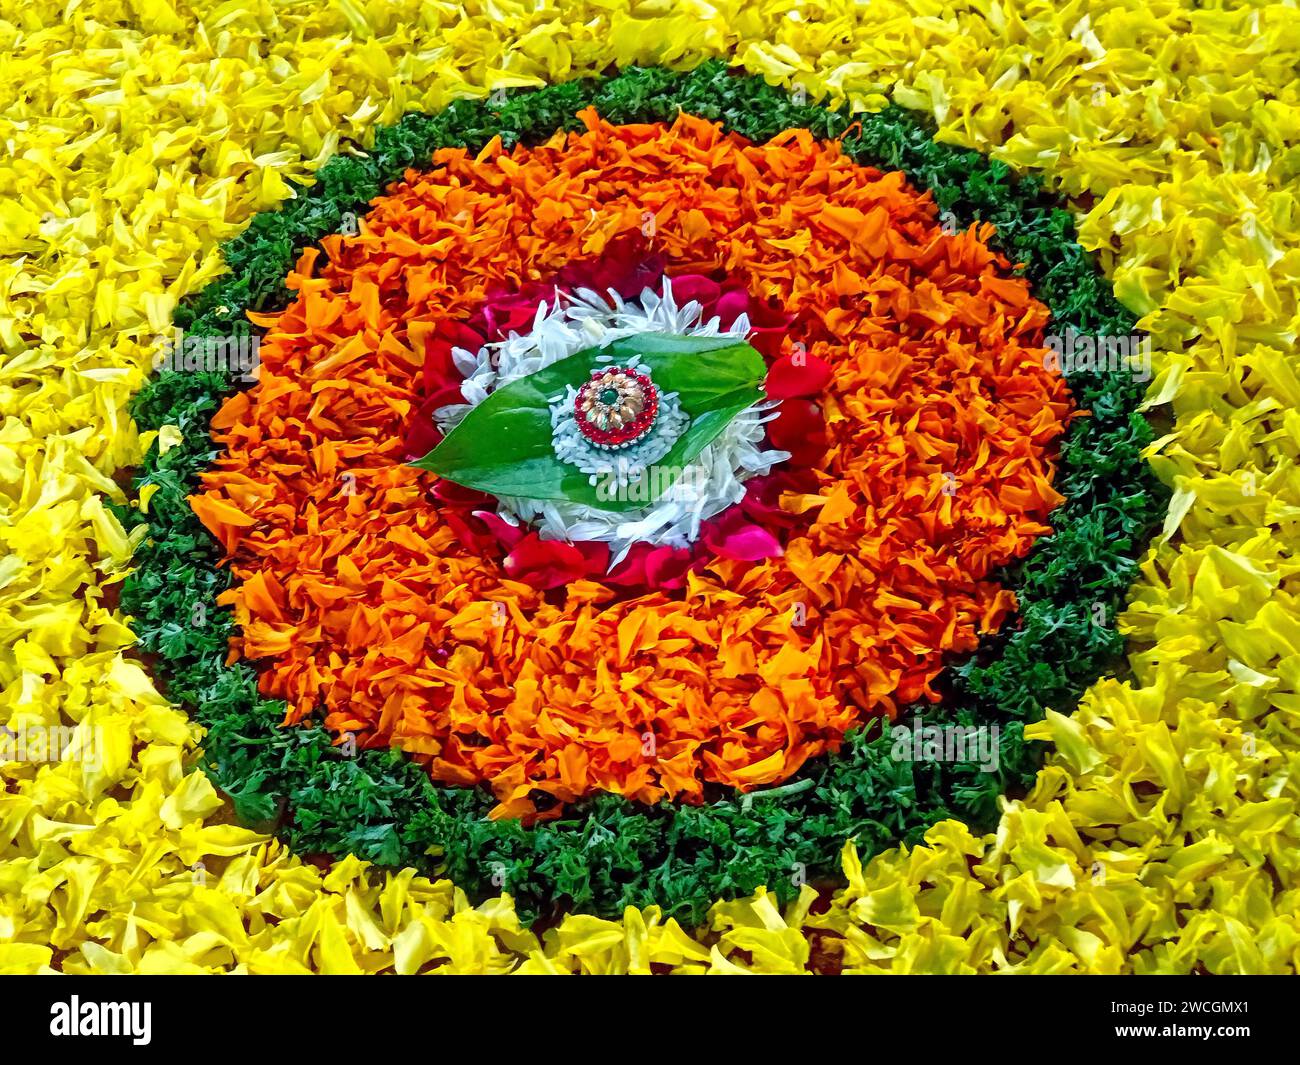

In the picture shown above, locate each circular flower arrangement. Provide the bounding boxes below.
[126,64,1164,921]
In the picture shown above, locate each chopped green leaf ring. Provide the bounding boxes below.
[123,63,1167,924]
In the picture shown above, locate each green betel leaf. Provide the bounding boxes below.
[410,333,766,511]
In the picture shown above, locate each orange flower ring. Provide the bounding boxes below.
[199,110,1070,815]
[127,68,1163,920]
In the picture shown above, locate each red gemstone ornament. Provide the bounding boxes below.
[573,367,659,450]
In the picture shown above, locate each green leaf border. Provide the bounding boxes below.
[120,62,1167,924]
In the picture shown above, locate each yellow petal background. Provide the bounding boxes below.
[2,0,1298,973]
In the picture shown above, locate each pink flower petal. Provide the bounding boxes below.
[703,513,783,562]
[668,273,721,309]
[713,288,750,329]
[472,509,526,548]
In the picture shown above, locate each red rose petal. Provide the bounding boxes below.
[504,534,590,589]
[765,352,833,399]
[740,472,807,529]
[767,398,827,465]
